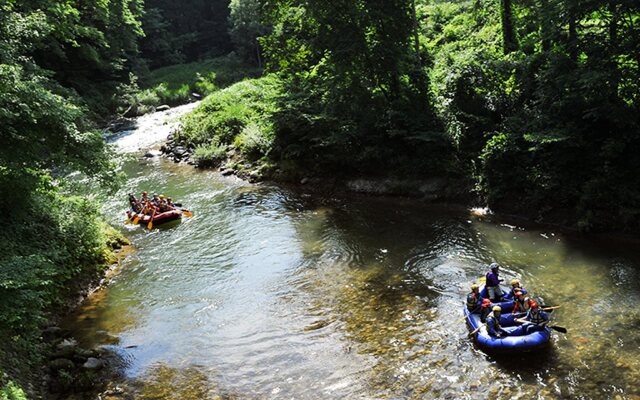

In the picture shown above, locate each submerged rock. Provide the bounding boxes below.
[83,357,104,370]
[156,105,170,112]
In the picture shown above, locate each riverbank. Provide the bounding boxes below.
[0,223,130,400]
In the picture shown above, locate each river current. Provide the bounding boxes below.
[65,106,640,399]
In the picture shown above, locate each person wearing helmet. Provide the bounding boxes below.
[480,298,493,323]
[157,194,168,212]
[485,263,504,302]
[511,290,533,315]
[516,301,549,333]
[141,191,150,205]
[166,197,175,210]
[486,305,507,337]
[151,193,160,207]
[466,284,483,312]
[505,278,528,300]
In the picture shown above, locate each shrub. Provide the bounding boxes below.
[234,122,273,160]
[192,141,228,167]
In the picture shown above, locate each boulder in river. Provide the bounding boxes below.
[156,105,170,112]
[191,92,202,99]
[222,169,235,176]
[144,150,162,158]
[82,357,104,370]
[173,146,187,157]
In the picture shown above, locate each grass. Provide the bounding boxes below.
[176,75,281,167]
[122,54,262,116]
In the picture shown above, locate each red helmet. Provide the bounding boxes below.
[142,191,148,195]
[481,299,491,308]
[529,301,539,309]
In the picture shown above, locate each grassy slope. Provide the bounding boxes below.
[176,75,281,171]
[124,54,262,115]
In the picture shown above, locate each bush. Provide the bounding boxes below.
[192,141,228,167]
[234,122,273,160]
[177,75,281,160]
[0,380,26,400]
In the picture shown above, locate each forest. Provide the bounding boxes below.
[1,0,639,397]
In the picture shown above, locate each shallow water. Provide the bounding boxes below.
[65,108,640,399]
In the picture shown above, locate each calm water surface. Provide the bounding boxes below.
[65,109,640,399]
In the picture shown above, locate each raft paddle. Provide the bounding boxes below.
[147,209,156,231]
[468,326,482,336]
[549,325,567,333]
[180,209,193,217]
[132,213,143,224]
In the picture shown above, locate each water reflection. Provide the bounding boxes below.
[64,115,640,399]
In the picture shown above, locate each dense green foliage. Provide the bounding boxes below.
[419,0,640,230]
[140,0,232,69]
[173,0,640,231]
[0,1,128,394]
[119,54,262,115]
[260,0,452,176]
[177,76,280,166]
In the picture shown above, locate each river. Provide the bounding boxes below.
[64,106,640,399]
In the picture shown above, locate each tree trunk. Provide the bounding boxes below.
[538,0,552,52]
[411,0,422,67]
[255,39,263,69]
[500,0,518,54]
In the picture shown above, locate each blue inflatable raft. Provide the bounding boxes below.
[465,287,551,352]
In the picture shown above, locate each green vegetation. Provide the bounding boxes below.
[176,0,639,232]
[177,76,281,167]
[119,54,262,116]
[0,378,26,400]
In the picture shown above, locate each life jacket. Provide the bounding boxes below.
[486,312,502,336]
[528,309,547,324]
[466,292,479,311]
[512,297,531,314]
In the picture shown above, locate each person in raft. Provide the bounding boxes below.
[485,263,504,302]
[128,193,141,212]
[486,305,507,337]
[511,289,533,315]
[480,298,492,323]
[505,278,528,299]
[466,284,482,313]
[516,301,549,334]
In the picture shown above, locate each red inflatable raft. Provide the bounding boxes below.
[126,209,182,225]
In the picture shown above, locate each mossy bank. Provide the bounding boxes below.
[0,194,130,399]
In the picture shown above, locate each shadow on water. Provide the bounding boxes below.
[63,136,640,399]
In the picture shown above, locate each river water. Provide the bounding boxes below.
[65,107,640,399]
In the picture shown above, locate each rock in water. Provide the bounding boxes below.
[83,357,104,370]
[144,150,162,158]
[156,105,170,111]
[191,92,202,99]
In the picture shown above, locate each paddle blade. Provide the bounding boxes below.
[550,325,567,333]
[148,221,153,231]
[182,210,193,217]
[124,218,131,225]
[133,215,141,225]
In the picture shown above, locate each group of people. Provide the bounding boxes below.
[466,263,550,338]
[128,191,176,216]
